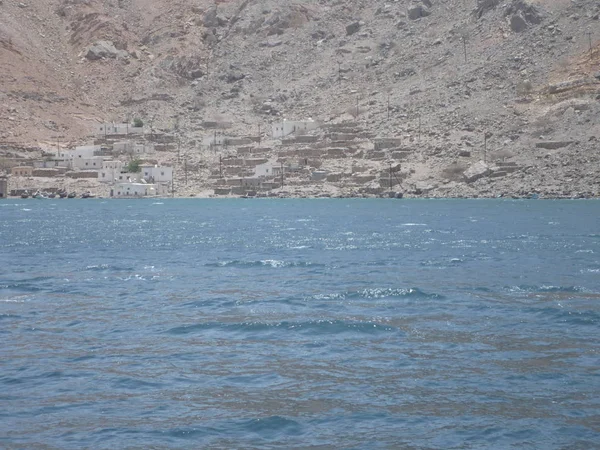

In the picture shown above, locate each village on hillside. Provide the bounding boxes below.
[0,113,534,200]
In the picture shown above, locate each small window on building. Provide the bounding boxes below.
[85,163,88,166]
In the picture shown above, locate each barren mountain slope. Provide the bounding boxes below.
[1,0,599,197]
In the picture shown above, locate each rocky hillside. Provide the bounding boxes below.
[1,0,599,197]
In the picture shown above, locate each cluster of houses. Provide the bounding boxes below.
[9,134,173,198]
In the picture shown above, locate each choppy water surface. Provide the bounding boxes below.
[1,199,599,449]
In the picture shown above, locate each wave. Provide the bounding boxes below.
[309,287,444,301]
[205,260,325,269]
[81,264,135,272]
[166,319,397,337]
[506,285,592,294]
[160,416,303,441]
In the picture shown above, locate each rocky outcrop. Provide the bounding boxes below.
[408,5,430,20]
[85,41,128,60]
[463,161,491,183]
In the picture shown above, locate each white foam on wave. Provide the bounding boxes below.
[401,223,427,227]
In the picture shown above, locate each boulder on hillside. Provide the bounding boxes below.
[505,0,542,32]
[346,21,361,35]
[505,0,542,24]
[463,161,491,183]
[474,0,500,19]
[203,8,228,27]
[510,13,528,32]
[85,41,128,60]
[408,5,431,20]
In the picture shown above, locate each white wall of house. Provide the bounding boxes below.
[98,161,125,183]
[140,165,173,183]
[72,156,104,170]
[254,162,275,178]
[272,119,319,138]
[114,182,153,197]
[74,146,101,157]
[115,172,142,183]
[113,182,169,197]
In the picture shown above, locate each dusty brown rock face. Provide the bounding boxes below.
[0,0,599,199]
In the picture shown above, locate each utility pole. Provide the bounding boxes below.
[219,155,222,178]
[57,136,60,158]
[280,161,284,188]
[338,61,341,83]
[389,162,393,194]
[258,124,261,146]
[387,94,390,120]
[484,132,488,163]
[184,158,188,185]
[418,115,422,142]
[356,95,359,118]
[177,136,181,164]
[214,129,217,153]
[588,31,593,62]
[462,36,468,64]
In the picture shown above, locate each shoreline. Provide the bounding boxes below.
[3,194,599,201]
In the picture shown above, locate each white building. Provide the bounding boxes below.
[96,123,144,137]
[272,119,319,139]
[72,156,104,171]
[113,182,169,198]
[54,145,102,169]
[254,162,275,178]
[98,161,125,183]
[113,142,155,155]
[140,165,173,183]
[115,171,142,183]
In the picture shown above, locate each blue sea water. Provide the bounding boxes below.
[0,199,599,449]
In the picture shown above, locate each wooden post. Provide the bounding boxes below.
[219,155,222,178]
[389,162,392,194]
[356,96,359,118]
[280,161,284,188]
[418,115,421,142]
[588,32,593,62]
[338,61,341,83]
[57,136,60,157]
[258,124,261,146]
[462,36,467,64]
[184,158,188,185]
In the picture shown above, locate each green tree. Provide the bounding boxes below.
[133,118,144,128]
[126,159,141,173]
